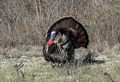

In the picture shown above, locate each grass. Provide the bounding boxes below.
[0,45,119,82]
[0,58,120,82]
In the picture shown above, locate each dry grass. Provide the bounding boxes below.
[0,51,120,82]
[0,0,120,48]
[0,44,119,82]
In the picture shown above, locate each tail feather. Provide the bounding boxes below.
[47,17,89,48]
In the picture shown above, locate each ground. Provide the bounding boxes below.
[0,45,120,82]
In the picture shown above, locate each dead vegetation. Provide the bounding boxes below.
[0,0,120,48]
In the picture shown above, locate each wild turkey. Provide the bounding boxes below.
[43,17,89,63]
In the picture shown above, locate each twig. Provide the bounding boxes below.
[104,72,115,82]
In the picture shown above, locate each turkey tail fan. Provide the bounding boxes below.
[47,17,89,48]
[75,24,89,48]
